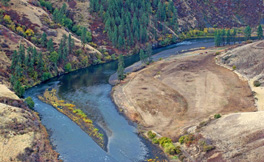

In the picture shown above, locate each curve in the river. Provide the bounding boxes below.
[25,39,215,162]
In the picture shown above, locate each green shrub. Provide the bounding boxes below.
[42,72,52,81]
[232,65,236,70]
[164,143,177,155]
[147,131,156,139]
[152,138,159,144]
[179,136,185,144]
[159,137,172,147]
[214,114,221,119]
[64,63,72,72]
[203,144,215,152]
[25,97,34,109]
[178,134,194,145]
[215,52,220,55]
[254,80,261,87]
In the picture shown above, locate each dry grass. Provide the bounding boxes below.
[113,50,256,139]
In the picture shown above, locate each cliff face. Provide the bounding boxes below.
[175,0,263,29]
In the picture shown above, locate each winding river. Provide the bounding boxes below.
[25,39,215,162]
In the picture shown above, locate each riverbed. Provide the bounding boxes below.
[25,39,215,162]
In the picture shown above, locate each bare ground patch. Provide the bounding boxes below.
[112,51,256,140]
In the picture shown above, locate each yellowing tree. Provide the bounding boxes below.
[3,15,12,24]
[25,29,34,37]
[16,26,24,34]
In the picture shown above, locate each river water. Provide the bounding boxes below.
[25,39,215,162]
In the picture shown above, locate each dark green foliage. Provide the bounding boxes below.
[42,72,52,81]
[139,49,147,64]
[41,32,47,47]
[254,80,261,87]
[90,0,178,49]
[244,26,251,41]
[214,114,221,119]
[64,63,72,72]
[146,44,153,64]
[47,38,54,52]
[214,30,221,47]
[117,54,125,80]
[11,44,46,89]
[39,0,53,12]
[13,80,25,97]
[232,28,237,44]
[25,97,35,109]
[1,0,10,6]
[257,24,263,40]
[226,30,231,45]
[49,51,59,64]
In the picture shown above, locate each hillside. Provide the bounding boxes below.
[0,84,59,161]
[218,40,264,110]
[0,0,263,90]
[111,42,264,161]
[0,0,263,161]
[112,48,256,139]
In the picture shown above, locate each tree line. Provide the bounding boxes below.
[90,0,179,49]
[214,25,263,47]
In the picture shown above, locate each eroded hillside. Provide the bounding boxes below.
[0,84,59,161]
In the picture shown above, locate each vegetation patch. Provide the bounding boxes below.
[38,88,105,149]
[25,97,34,109]
[254,80,261,87]
[146,131,182,159]
[214,114,221,119]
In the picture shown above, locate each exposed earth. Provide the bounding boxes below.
[0,84,59,162]
[112,48,256,139]
[112,43,264,161]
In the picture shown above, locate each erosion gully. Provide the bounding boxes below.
[25,39,215,162]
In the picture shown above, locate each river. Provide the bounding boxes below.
[25,39,215,162]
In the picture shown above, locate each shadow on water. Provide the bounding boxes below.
[25,39,216,162]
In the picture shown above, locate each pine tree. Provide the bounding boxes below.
[221,29,226,46]
[41,32,47,47]
[11,50,18,70]
[117,54,125,80]
[232,28,237,44]
[146,44,153,64]
[214,31,221,47]
[47,38,54,52]
[139,49,147,64]
[226,30,231,45]
[257,24,263,40]
[81,27,87,45]
[19,44,25,65]
[244,26,251,41]
[68,34,72,54]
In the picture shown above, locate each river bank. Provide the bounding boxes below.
[111,43,257,160]
[22,39,218,161]
[0,84,59,161]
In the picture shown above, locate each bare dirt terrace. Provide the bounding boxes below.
[112,50,256,140]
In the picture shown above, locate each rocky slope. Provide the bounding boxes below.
[176,0,263,29]
[0,84,59,161]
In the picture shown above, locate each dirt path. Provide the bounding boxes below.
[112,51,256,139]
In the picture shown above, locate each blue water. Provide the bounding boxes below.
[25,39,215,162]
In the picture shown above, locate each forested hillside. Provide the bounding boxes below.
[0,0,263,97]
